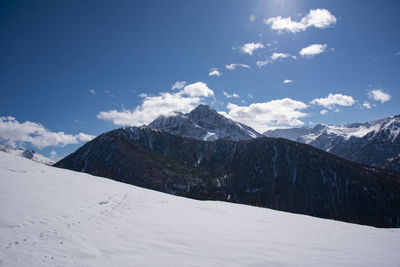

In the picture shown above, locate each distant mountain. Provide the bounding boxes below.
[0,145,54,165]
[148,104,263,141]
[55,126,400,228]
[264,115,400,170]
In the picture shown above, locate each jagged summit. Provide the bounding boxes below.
[148,104,262,141]
[264,114,400,170]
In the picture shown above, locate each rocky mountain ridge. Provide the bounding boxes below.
[148,104,263,141]
[55,126,400,228]
[264,115,400,170]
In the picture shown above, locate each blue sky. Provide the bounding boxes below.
[1,0,399,159]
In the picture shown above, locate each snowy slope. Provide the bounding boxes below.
[1,152,400,266]
[0,146,54,165]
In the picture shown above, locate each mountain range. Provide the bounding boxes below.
[55,122,400,227]
[264,115,400,171]
[0,144,54,165]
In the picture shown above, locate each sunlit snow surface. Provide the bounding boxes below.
[1,151,400,266]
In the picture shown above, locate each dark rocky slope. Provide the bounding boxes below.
[55,126,400,227]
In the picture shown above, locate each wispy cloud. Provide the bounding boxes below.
[223,91,239,98]
[225,63,251,70]
[209,68,221,77]
[256,59,272,68]
[97,82,214,126]
[222,98,308,132]
[265,9,336,33]
[270,53,294,60]
[368,89,391,103]
[104,90,114,97]
[362,101,372,109]
[257,52,296,68]
[320,109,328,115]
[283,79,293,84]
[89,89,97,95]
[240,42,265,55]
[171,81,187,90]
[299,44,328,58]
[0,117,95,150]
[310,93,355,109]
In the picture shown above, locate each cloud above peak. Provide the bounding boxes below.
[223,98,309,132]
[97,82,214,126]
[181,82,214,97]
[266,8,336,33]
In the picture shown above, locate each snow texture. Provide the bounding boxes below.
[1,151,400,266]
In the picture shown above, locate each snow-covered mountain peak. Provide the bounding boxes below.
[188,104,221,119]
[264,114,400,170]
[148,104,262,141]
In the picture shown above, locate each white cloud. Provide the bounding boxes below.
[0,117,95,150]
[257,52,296,68]
[223,91,240,98]
[299,44,328,58]
[223,98,308,132]
[171,81,187,90]
[301,9,337,29]
[97,82,214,126]
[181,82,214,97]
[240,42,265,55]
[270,53,290,60]
[368,89,391,103]
[209,68,221,77]
[256,59,272,68]
[89,89,96,95]
[265,9,336,33]
[283,79,293,84]
[310,93,355,109]
[225,64,251,70]
[320,109,328,115]
[265,16,306,33]
[362,101,372,109]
